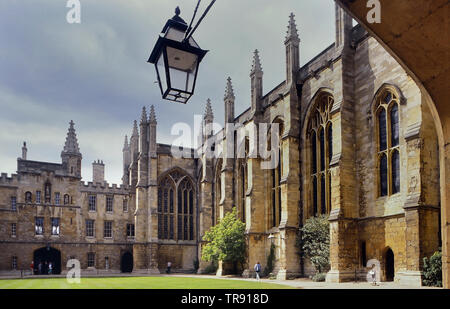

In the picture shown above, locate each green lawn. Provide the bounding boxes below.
[0,276,293,289]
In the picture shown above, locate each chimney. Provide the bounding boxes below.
[92,160,105,184]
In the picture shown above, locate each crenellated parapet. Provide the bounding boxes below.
[79,180,130,195]
[0,173,20,186]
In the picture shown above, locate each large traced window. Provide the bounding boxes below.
[158,170,195,241]
[376,89,400,197]
[213,160,222,226]
[307,94,333,216]
[270,121,283,227]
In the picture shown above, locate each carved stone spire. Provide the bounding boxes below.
[204,98,214,123]
[224,77,235,100]
[132,120,138,137]
[250,49,263,75]
[149,105,157,124]
[62,120,81,155]
[224,77,235,124]
[22,141,27,160]
[140,106,148,124]
[285,12,300,43]
[123,135,129,151]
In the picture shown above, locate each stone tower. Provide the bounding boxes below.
[61,120,82,178]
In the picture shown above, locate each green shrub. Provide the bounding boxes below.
[422,250,442,287]
[203,261,218,274]
[298,215,330,274]
[263,243,276,277]
[312,273,326,282]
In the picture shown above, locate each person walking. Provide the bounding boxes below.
[254,261,261,280]
[166,261,172,274]
[30,261,34,275]
[369,264,377,286]
[38,261,42,275]
[48,262,53,275]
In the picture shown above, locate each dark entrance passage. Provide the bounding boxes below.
[33,247,61,275]
[385,248,395,281]
[121,251,133,273]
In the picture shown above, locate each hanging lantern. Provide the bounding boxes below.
[148,7,208,104]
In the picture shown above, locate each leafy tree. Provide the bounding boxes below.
[423,250,442,287]
[201,207,246,272]
[299,215,330,274]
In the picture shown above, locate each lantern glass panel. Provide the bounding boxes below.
[156,51,168,94]
[166,46,198,93]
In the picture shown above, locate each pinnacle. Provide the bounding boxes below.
[149,105,157,124]
[251,49,263,74]
[224,77,235,100]
[204,98,214,121]
[62,120,81,155]
[140,106,147,124]
[285,12,299,42]
[132,120,138,137]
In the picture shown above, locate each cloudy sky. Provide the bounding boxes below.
[0,0,337,184]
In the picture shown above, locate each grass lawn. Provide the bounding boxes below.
[0,276,294,289]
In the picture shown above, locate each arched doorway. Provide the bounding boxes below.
[121,251,133,273]
[33,247,61,275]
[385,248,395,281]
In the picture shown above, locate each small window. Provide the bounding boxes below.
[35,217,44,235]
[126,224,135,237]
[104,221,112,238]
[11,196,17,211]
[105,257,109,270]
[12,256,17,270]
[25,192,32,203]
[55,193,60,205]
[11,223,16,237]
[106,196,113,212]
[123,199,128,212]
[51,218,60,236]
[36,191,41,204]
[87,252,95,267]
[88,195,96,211]
[86,219,95,237]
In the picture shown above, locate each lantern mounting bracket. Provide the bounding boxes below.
[183,0,217,43]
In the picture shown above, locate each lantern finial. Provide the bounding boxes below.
[175,6,181,16]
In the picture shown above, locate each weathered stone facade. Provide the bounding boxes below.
[0,5,441,286]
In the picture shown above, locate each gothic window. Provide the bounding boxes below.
[55,193,60,205]
[214,160,222,226]
[35,217,44,235]
[51,218,60,236]
[307,94,334,216]
[376,89,401,197]
[270,121,283,227]
[158,170,195,241]
[123,199,128,212]
[36,191,41,204]
[11,196,17,210]
[240,163,247,223]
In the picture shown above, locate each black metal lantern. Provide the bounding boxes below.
[148,7,208,104]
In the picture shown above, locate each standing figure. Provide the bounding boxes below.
[166,261,172,274]
[254,261,262,280]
